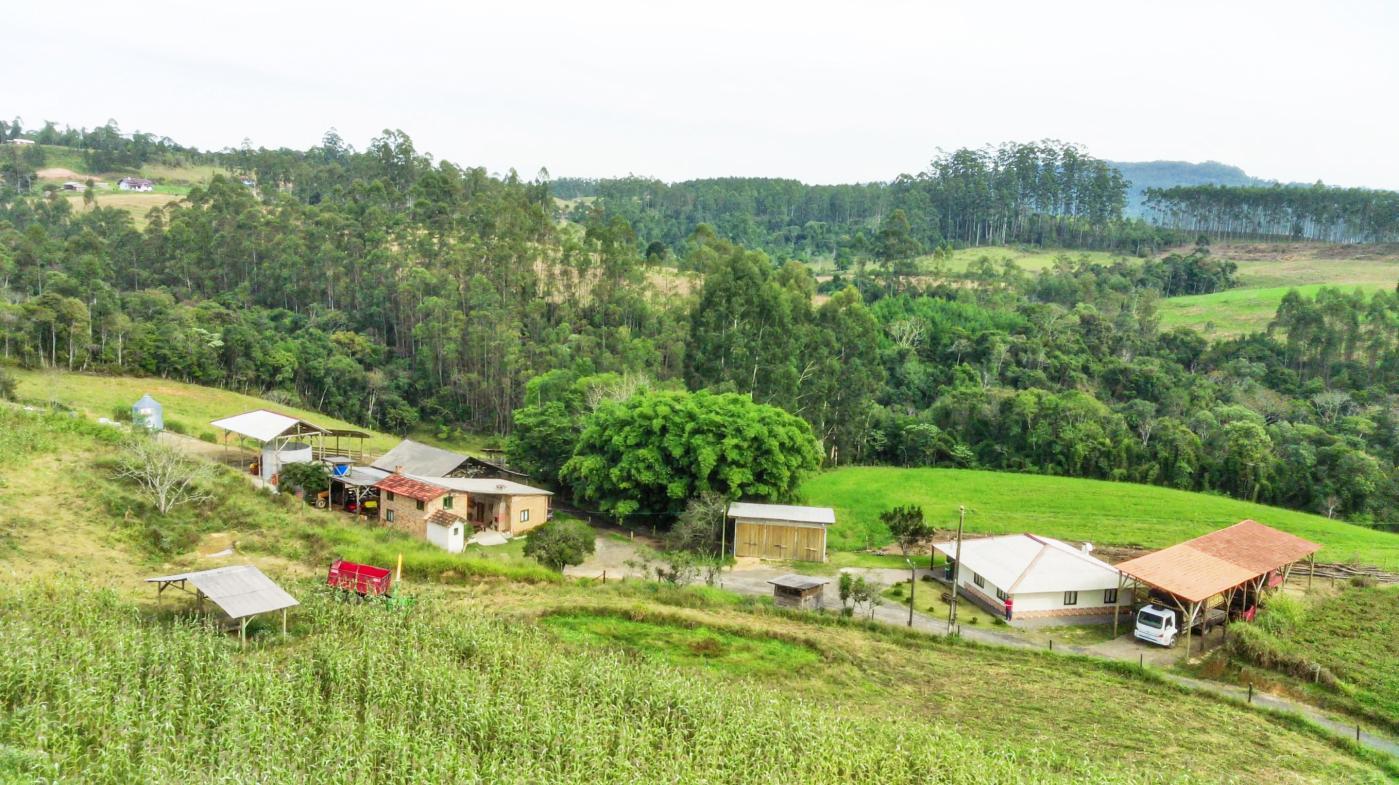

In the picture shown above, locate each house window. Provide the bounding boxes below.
[386,491,395,501]
[415,500,425,511]
[385,509,395,523]
[1063,591,1079,606]
[452,527,460,536]
[1104,588,1118,604]
[995,587,1009,602]
[972,573,984,589]
[520,509,530,523]
[443,495,453,510]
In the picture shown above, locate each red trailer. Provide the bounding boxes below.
[326,559,393,596]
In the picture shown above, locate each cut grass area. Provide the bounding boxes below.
[883,577,1001,627]
[1159,283,1392,336]
[801,466,1399,569]
[541,610,822,677]
[61,192,181,228]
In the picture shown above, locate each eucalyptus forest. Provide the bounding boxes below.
[0,121,1396,529]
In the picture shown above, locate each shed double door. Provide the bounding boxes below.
[734,522,824,561]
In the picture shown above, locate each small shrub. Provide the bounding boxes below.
[199,431,217,443]
[966,617,979,624]
[108,404,133,423]
[920,574,935,583]
[164,419,188,435]
[1350,575,1377,589]
[1255,593,1305,636]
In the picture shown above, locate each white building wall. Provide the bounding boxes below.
[426,521,465,553]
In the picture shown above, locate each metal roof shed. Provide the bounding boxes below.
[727,503,835,562]
[1111,520,1321,651]
[147,565,299,646]
[210,410,330,483]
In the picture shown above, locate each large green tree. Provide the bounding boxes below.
[561,389,822,517]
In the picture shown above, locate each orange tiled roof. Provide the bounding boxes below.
[1115,520,1320,603]
[426,509,464,528]
[374,473,448,502]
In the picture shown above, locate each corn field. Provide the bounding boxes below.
[0,581,1213,785]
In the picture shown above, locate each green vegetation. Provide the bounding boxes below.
[883,578,1000,627]
[1225,584,1398,729]
[1160,283,1392,336]
[802,466,1399,569]
[542,610,822,677]
[522,518,596,570]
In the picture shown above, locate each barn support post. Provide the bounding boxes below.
[1113,570,1127,639]
[239,617,249,648]
[281,608,288,636]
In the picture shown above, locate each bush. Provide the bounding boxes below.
[164,419,188,435]
[1255,593,1306,636]
[108,404,133,423]
[199,431,217,443]
[523,518,596,571]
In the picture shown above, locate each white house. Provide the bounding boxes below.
[118,177,154,192]
[932,533,1126,624]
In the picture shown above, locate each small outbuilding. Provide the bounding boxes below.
[210,409,330,483]
[767,574,830,610]
[728,502,835,562]
[131,394,163,431]
[932,533,1125,624]
[146,564,299,647]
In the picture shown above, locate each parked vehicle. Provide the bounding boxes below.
[1134,603,1226,647]
[326,559,393,596]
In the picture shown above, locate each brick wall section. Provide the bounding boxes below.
[382,492,458,539]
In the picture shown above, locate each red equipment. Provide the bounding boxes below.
[326,559,393,596]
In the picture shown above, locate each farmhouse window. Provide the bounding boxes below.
[1104,589,1118,604]
[995,587,1009,602]
[386,491,395,501]
[1063,591,1078,606]
[520,509,530,523]
[443,495,453,510]
[973,573,984,588]
[386,510,395,523]
[415,500,425,511]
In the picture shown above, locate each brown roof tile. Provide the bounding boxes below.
[1116,520,1321,603]
[426,509,464,528]
[374,474,448,502]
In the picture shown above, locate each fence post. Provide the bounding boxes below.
[1139,653,1144,670]
[1048,639,1053,652]
[1247,682,1253,703]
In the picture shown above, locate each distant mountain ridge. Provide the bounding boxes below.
[1109,160,1271,216]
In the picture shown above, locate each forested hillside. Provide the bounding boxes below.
[1146,184,1399,244]
[1,121,1396,528]
[1108,160,1266,216]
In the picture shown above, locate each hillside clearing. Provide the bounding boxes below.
[800,466,1399,569]
[1160,283,1393,336]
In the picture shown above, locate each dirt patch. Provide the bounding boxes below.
[37,167,90,181]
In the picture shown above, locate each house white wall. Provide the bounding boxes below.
[426,519,465,553]
[950,567,1123,620]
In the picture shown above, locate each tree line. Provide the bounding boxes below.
[1145,183,1399,243]
[559,142,1179,264]
[0,122,1394,528]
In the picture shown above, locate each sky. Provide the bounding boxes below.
[6,0,1398,188]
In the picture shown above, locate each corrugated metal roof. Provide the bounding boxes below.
[931,533,1121,594]
[1115,520,1321,603]
[146,565,298,620]
[728,502,836,525]
[210,409,327,443]
[337,466,389,487]
[375,474,449,501]
[370,439,468,476]
[409,474,552,496]
[767,574,829,591]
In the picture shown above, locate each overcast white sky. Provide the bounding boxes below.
[6,0,1397,187]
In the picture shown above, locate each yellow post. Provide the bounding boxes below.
[396,553,403,585]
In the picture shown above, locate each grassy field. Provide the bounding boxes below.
[1159,283,1392,336]
[800,466,1399,569]
[61,191,182,227]
[806,246,1127,275]
[0,407,1391,782]
[1221,584,1399,729]
[1159,243,1398,336]
[8,368,493,457]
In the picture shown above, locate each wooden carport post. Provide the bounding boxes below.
[1113,570,1127,639]
[239,616,249,649]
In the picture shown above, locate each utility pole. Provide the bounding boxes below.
[906,556,915,627]
[948,505,965,631]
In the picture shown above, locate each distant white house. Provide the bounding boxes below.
[7,139,35,146]
[933,533,1127,624]
[118,177,154,192]
[239,176,256,188]
[61,181,86,191]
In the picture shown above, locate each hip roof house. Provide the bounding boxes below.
[932,533,1126,624]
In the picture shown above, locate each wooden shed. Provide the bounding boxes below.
[767,574,830,610]
[728,502,835,562]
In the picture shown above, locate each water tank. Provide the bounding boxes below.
[261,441,313,482]
[131,394,164,431]
[327,456,354,476]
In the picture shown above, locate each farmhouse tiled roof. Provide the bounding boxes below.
[426,509,465,528]
[375,473,448,502]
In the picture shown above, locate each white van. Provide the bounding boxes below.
[1134,604,1178,647]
